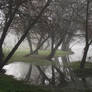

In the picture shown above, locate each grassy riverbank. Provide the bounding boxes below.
[3,49,71,65]
[1,49,92,92]
[0,75,51,92]
[71,62,92,78]
[0,74,92,92]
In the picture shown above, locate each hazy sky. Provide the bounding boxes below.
[3,33,29,49]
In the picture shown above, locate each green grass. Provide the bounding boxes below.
[3,49,70,65]
[0,75,51,92]
[71,61,92,70]
[61,88,92,92]
[0,75,92,92]
[3,48,71,57]
[39,50,71,57]
[71,61,92,78]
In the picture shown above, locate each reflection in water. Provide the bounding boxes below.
[3,56,92,87]
[25,64,32,81]
[3,61,66,85]
[4,62,41,84]
[4,62,30,79]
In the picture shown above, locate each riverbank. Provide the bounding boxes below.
[0,75,51,92]
[0,74,92,92]
[3,49,71,65]
[1,49,92,92]
[71,62,92,78]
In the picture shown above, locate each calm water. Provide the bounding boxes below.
[2,42,92,86]
[3,61,92,87]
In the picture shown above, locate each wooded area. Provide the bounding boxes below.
[0,0,92,92]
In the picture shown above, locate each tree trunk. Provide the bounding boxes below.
[30,36,49,55]
[51,35,54,53]
[44,40,50,50]
[80,0,90,69]
[27,34,33,54]
[53,65,66,85]
[35,36,43,55]
[48,48,56,60]
[0,3,20,65]
[25,64,32,81]
[48,37,64,59]
[51,65,55,85]
[36,65,50,82]
[0,0,51,70]
[80,44,89,68]
[0,46,4,62]
[61,34,72,51]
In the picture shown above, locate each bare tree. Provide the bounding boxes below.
[80,0,92,68]
[0,0,52,71]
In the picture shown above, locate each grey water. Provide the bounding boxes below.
[3,40,92,86]
[3,61,92,88]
